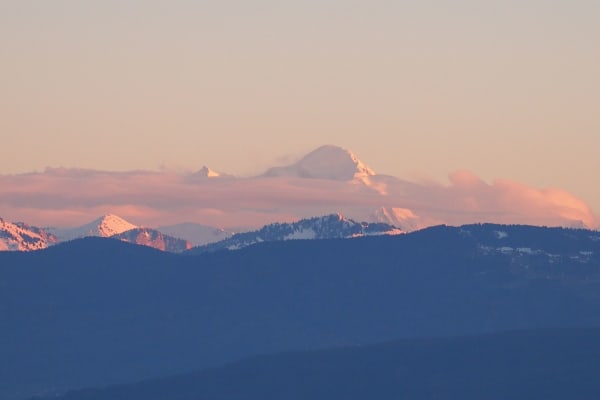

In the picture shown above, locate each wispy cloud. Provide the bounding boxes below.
[0,167,597,230]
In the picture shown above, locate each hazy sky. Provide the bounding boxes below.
[2,1,599,212]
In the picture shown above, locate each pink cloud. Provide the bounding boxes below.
[0,168,597,231]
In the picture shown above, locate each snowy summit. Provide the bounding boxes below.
[46,214,192,252]
[50,214,138,241]
[193,166,221,178]
[263,145,375,181]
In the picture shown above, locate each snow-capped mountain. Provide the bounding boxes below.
[2,212,400,253]
[47,214,192,253]
[196,166,221,178]
[187,166,234,180]
[112,228,192,252]
[0,218,58,251]
[157,222,233,246]
[263,145,375,181]
[189,213,402,254]
[49,214,138,241]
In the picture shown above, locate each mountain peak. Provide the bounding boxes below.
[264,145,375,181]
[195,166,221,178]
[187,166,235,182]
[50,214,138,240]
[92,214,138,237]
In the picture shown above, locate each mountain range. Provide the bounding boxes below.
[188,213,402,254]
[2,145,597,231]
[0,213,402,253]
[0,214,192,253]
[2,223,600,399]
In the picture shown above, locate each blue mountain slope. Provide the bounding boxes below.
[1,224,599,399]
[36,328,600,400]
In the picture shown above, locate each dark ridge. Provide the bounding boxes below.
[35,328,600,400]
[2,224,600,399]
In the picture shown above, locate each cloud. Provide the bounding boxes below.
[0,167,597,230]
[390,174,598,229]
[448,170,487,188]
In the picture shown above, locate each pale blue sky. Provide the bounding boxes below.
[1,0,599,211]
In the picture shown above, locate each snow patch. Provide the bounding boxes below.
[494,230,508,239]
[285,228,317,240]
[517,247,534,254]
[50,214,137,240]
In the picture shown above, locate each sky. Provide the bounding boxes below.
[1,1,599,213]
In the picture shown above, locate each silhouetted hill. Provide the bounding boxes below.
[13,236,171,264]
[33,328,600,400]
[2,224,600,399]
